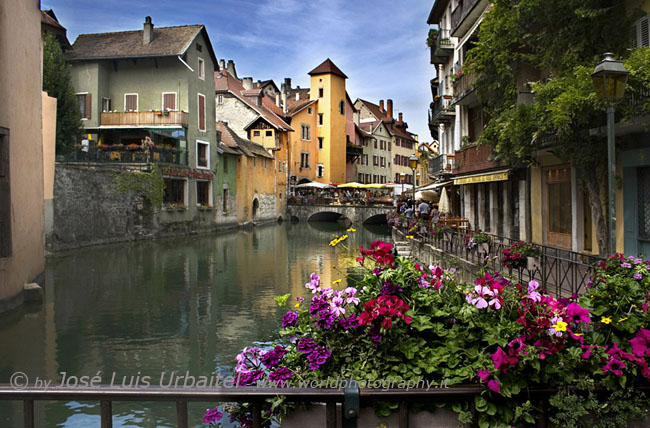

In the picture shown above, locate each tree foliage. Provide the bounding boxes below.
[465,0,647,255]
[43,33,83,153]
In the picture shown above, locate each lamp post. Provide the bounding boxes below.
[400,173,406,197]
[409,154,419,203]
[591,53,629,255]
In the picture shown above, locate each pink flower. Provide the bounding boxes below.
[526,280,542,302]
[487,379,500,394]
[565,302,590,324]
[477,370,491,382]
[630,329,650,357]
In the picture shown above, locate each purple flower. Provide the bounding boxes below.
[260,345,287,369]
[634,273,643,280]
[235,369,264,386]
[369,325,383,346]
[634,258,643,265]
[339,315,358,330]
[203,407,223,424]
[282,311,298,327]
[305,272,321,293]
[621,262,632,269]
[330,296,346,318]
[268,367,293,385]
[372,267,384,275]
[315,310,336,329]
[526,280,542,302]
[380,281,402,296]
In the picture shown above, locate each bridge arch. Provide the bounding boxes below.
[362,213,388,225]
[307,211,350,223]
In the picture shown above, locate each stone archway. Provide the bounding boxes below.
[252,198,259,220]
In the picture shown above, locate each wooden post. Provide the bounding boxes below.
[252,402,262,428]
[399,401,409,428]
[176,400,188,428]
[326,402,337,428]
[23,400,34,428]
[100,400,112,428]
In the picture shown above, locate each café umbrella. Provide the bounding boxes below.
[438,187,451,215]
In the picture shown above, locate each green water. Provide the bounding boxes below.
[0,222,390,427]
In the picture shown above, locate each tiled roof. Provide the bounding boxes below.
[308,58,348,79]
[215,70,293,131]
[286,99,316,116]
[216,122,273,159]
[356,99,387,121]
[66,23,218,67]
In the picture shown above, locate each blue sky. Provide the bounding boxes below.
[43,0,434,142]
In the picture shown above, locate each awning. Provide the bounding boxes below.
[418,180,452,191]
[453,169,510,185]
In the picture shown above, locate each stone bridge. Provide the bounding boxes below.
[286,204,392,225]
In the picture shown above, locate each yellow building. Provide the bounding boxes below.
[217,122,278,223]
[286,59,349,185]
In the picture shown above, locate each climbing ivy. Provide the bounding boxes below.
[113,165,164,209]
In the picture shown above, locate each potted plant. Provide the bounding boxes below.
[503,241,542,271]
[464,230,490,253]
[426,28,439,47]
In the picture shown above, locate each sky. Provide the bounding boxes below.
[43,0,435,142]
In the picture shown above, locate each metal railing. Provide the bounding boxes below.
[453,71,477,101]
[288,198,394,207]
[429,153,455,175]
[57,146,188,165]
[451,0,481,34]
[392,217,602,297]
[0,383,565,428]
[429,97,455,125]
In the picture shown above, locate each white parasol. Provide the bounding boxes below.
[438,186,450,215]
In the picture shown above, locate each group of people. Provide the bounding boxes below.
[396,198,441,223]
[290,188,393,206]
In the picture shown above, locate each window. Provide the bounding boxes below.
[318,113,324,126]
[373,174,378,183]
[546,166,572,235]
[308,107,312,114]
[301,124,310,140]
[124,93,138,112]
[101,97,111,113]
[358,173,364,183]
[317,164,324,178]
[198,93,206,131]
[365,173,371,183]
[373,155,378,166]
[0,127,11,257]
[380,157,385,168]
[196,43,203,52]
[196,140,209,169]
[361,154,368,165]
[374,140,377,149]
[198,58,205,80]
[162,92,177,111]
[318,137,324,150]
[388,141,391,151]
[253,130,260,136]
[318,87,324,98]
[395,173,400,183]
[339,100,345,115]
[630,14,650,48]
[300,152,310,169]
[216,94,224,105]
[163,178,186,206]
[266,130,273,137]
[76,93,91,119]
[196,181,211,206]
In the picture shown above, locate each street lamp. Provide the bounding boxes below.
[409,154,419,203]
[592,52,629,255]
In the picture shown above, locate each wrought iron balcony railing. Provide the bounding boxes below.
[100,111,189,127]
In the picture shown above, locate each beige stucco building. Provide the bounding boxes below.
[0,0,47,312]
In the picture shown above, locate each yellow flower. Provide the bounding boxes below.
[347,228,356,232]
[406,235,414,239]
[295,303,300,308]
[574,333,584,336]
[618,317,628,323]
[601,316,612,324]
[332,279,342,284]
[552,321,568,332]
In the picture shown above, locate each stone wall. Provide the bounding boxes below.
[256,193,278,222]
[48,164,258,252]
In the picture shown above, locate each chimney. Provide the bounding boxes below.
[379,99,384,112]
[226,60,238,78]
[275,93,281,108]
[398,112,403,122]
[387,99,393,119]
[219,59,226,70]
[242,77,253,90]
[283,78,292,93]
[143,16,154,45]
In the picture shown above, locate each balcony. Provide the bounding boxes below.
[429,97,455,126]
[451,0,488,38]
[452,72,477,106]
[430,29,454,64]
[453,144,502,174]
[56,145,188,165]
[100,111,188,127]
[429,153,456,175]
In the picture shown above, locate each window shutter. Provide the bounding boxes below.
[125,94,137,112]
[84,93,91,119]
[164,93,176,111]
[198,95,205,130]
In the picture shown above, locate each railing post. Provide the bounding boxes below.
[399,401,409,428]
[176,400,188,428]
[100,400,112,428]
[251,401,262,428]
[343,378,359,428]
[326,402,337,428]
[23,399,34,428]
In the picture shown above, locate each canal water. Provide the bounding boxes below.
[0,222,390,427]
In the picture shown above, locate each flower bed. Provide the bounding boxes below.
[203,243,650,428]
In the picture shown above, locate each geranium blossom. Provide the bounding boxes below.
[526,280,542,302]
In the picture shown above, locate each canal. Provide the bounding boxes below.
[0,221,390,427]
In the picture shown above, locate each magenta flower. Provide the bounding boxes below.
[630,329,650,357]
[330,296,346,318]
[305,272,321,293]
[634,273,643,280]
[282,311,298,327]
[565,302,590,324]
[477,370,490,382]
[526,280,542,302]
[268,366,293,385]
[202,407,223,424]
[621,262,632,269]
[487,379,500,393]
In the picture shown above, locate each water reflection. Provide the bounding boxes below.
[0,222,390,427]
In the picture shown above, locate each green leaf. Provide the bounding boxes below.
[274,293,291,307]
